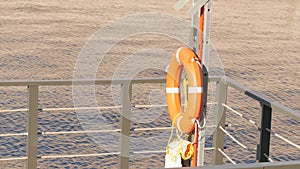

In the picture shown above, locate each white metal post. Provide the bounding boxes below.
[213,80,227,164]
[27,85,39,169]
[119,82,131,169]
[201,0,212,68]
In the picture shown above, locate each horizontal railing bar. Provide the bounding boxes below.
[0,106,123,113]
[271,102,300,121]
[204,147,215,151]
[218,148,236,165]
[134,104,167,108]
[42,129,121,135]
[41,106,122,111]
[207,102,218,105]
[0,156,27,161]
[219,126,248,150]
[0,78,166,86]
[0,77,222,87]
[223,104,258,127]
[133,150,165,154]
[133,147,215,154]
[134,125,216,131]
[266,128,300,149]
[0,105,160,113]
[134,103,216,108]
[0,133,27,137]
[40,152,120,159]
[134,127,173,131]
[194,161,300,169]
[128,78,166,84]
[0,109,28,113]
[223,77,300,121]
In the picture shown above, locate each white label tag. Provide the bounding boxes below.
[165,149,182,168]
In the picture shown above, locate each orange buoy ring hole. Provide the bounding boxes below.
[166,47,203,134]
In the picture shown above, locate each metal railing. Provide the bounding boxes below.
[211,77,300,165]
[0,76,299,168]
[0,78,166,169]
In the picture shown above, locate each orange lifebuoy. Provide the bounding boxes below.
[166,47,203,134]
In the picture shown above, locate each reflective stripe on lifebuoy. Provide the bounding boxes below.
[166,47,203,134]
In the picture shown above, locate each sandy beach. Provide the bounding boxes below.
[0,0,299,168]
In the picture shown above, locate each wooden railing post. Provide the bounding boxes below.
[213,79,227,165]
[256,103,272,162]
[119,82,131,169]
[27,85,39,169]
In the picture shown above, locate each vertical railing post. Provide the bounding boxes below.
[256,103,272,162]
[119,82,131,169]
[213,79,227,165]
[197,65,209,166]
[27,85,39,169]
